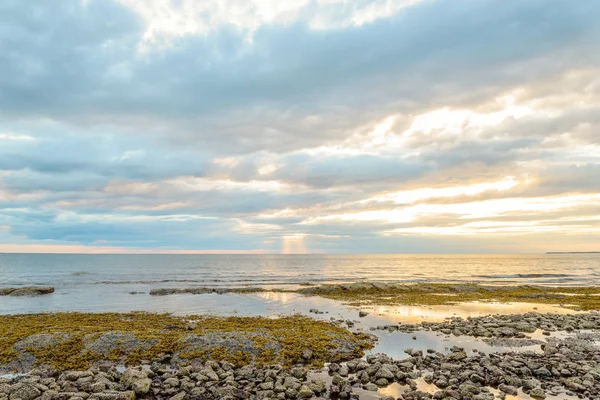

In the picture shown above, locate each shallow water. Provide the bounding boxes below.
[1,253,599,315]
[2,254,600,290]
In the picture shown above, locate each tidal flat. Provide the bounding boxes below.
[2,284,600,399]
[145,283,600,311]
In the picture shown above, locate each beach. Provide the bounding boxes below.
[3,257,600,400]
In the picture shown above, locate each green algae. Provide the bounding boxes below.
[0,312,372,371]
[297,283,600,310]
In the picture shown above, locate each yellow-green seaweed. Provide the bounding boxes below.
[297,283,600,310]
[0,312,372,371]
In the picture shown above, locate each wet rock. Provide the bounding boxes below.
[1,287,55,296]
[498,383,518,396]
[375,366,395,380]
[529,387,546,399]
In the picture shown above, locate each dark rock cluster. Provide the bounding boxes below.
[372,311,600,337]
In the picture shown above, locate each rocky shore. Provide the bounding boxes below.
[2,311,600,399]
[371,311,600,336]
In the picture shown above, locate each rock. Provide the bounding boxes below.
[201,368,219,381]
[63,371,93,381]
[522,379,540,390]
[131,378,151,395]
[309,378,327,394]
[8,384,40,400]
[164,377,179,387]
[473,393,494,400]
[529,387,546,399]
[459,383,480,396]
[1,286,55,296]
[534,367,552,378]
[120,369,147,387]
[169,392,186,400]
[338,365,349,377]
[359,311,369,317]
[375,366,395,380]
[375,378,389,386]
[291,367,307,380]
[301,349,313,360]
[498,384,518,396]
[259,382,274,390]
[298,385,313,398]
[90,383,106,393]
[363,383,378,391]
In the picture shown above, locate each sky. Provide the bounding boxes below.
[0,0,599,254]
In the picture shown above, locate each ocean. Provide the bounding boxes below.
[1,253,599,315]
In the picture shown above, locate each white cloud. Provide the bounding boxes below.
[366,176,519,205]
[0,133,36,141]
[118,0,425,45]
[303,193,600,224]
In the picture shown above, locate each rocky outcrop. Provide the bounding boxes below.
[149,287,265,296]
[0,287,54,296]
[0,329,369,375]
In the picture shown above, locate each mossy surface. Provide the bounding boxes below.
[297,283,600,310]
[0,313,372,371]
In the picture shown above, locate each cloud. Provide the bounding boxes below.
[0,0,599,253]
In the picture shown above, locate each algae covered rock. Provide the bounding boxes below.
[0,312,374,373]
[0,287,54,296]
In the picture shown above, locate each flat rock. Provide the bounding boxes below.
[0,286,54,296]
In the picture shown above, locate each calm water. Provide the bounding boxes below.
[0,253,599,315]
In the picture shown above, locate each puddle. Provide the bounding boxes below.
[310,367,579,400]
[489,387,577,400]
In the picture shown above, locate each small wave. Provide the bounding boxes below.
[475,273,572,279]
[71,271,92,276]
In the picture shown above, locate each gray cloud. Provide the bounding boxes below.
[1,0,599,252]
[2,0,600,154]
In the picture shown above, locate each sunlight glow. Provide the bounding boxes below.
[366,176,519,205]
[282,234,307,254]
[389,219,600,235]
[303,193,600,225]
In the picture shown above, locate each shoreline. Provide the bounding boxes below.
[2,310,600,399]
[105,283,600,311]
[2,284,600,399]
[5,283,600,311]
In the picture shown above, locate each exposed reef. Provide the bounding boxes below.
[144,283,600,310]
[297,283,600,310]
[0,313,373,374]
[0,287,55,297]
